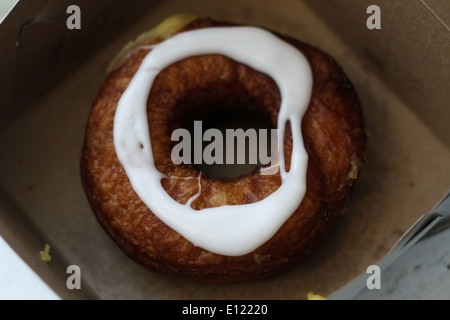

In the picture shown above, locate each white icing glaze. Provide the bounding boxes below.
[113,26,313,256]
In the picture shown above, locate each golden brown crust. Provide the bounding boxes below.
[80,18,366,283]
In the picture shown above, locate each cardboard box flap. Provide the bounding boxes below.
[303,0,450,149]
[0,0,159,130]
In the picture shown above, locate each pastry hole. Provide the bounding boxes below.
[165,57,281,180]
[188,108,274,180]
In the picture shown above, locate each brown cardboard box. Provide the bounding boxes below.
[0,0,449,299]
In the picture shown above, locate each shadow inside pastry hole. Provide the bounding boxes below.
[176,106,277,180]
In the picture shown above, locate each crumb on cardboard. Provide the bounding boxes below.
[307,291,326,300]
[39,243,51,262]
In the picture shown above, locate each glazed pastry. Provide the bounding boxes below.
[81,15,366,283]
